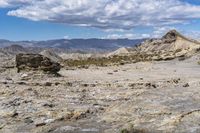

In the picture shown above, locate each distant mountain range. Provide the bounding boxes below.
[0,38,146,52]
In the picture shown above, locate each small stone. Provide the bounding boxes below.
[151,84,157,88]
[6,77,12,81]
[183,83,189,87]
[107,72,113,75]
[0,124,5,129]
[24,117,34,124]
[44,119,55,124]
[35,120,46,127]
[43,102,55,108]
[11,110,18,118]
[82,84,88,87]
[44,82,52,86]
[90,84,96,87]
[21,73,28,78]
[55,82,60,86]
[17,82,26,85]
[27,88,33,91]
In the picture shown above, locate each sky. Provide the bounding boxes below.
[0,0,200,41]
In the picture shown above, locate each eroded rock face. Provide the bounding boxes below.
[16,54,61,73]
[162,30,178,40]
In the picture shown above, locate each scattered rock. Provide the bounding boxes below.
[172,78,181,84]
[44,119,55,124]
[0,124,5,129]
[42,102,55,108]
[5,77,12,81]
[107,72,113,75]
[55,82,60,86]
[24,117,34,124]
[44,82,52,86]
[0,110,18,118]
[35,119,46,127]
[183,83,189,87]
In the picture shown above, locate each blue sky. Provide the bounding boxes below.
[0,0,200,41]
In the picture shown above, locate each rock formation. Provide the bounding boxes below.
[16,53,61,73]
[134,30,200,61]
[138,30,200,54]
[40,49,63,63]
[107,47,131,57]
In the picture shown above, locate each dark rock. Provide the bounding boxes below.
[162,30,178,43]
[42,102,55,108]
[183,83,189,87]
[16,54,61,73]
[44,82,52,86]
[35,122,46,127]
[24,117,34,124]
[55,82,60,86]
[107,72,113,75]
[11,110,18,117]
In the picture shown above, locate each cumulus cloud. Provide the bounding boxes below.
[1,0,200,30]
[152,26,176,38]
[183,31,200,40]
[0,0,30,7]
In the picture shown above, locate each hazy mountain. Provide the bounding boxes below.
[0,38,146,52]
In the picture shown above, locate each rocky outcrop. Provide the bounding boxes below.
[134,30,200,61]
[107,47,131,57]
[138,30,200,54]
[40,49,63,63]
[16,54,61,73]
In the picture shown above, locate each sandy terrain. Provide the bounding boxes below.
[0,55,200,133]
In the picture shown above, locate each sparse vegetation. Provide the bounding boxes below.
[63,51,181,68]
[64,54,153,68]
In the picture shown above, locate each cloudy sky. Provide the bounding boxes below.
[0,0,200,40]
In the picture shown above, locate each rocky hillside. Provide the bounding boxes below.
[64,30,200,68]
[138,30,200,56]
[0,45,44,56]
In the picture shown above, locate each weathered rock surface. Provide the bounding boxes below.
[138,30,200,56]
[1,55,200,132]
[16,53,61,73]
[1,30,200,133]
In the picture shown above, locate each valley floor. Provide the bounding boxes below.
[1,56,200,133]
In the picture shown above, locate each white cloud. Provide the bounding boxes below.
[63,35,70,39]
[106,33,150,39]
[0,0,30,7]
[0,0,9,7]
[1,0,200,30]
[152,26,176,38]
[183,31,200,40]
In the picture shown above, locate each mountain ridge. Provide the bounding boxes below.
[0,38,146,52]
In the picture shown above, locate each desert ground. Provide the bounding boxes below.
[1,53,200,133]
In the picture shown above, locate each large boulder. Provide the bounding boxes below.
[16,54,61,73]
